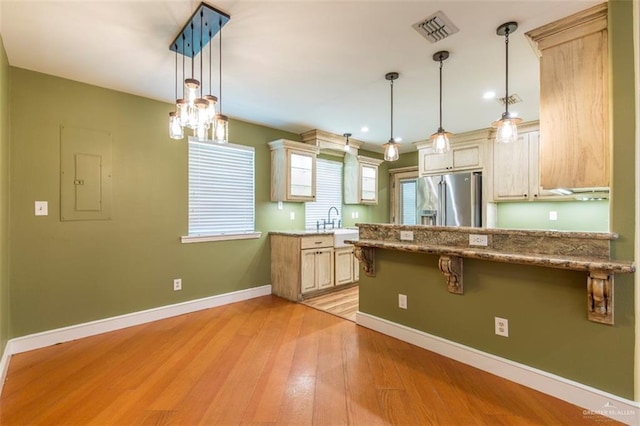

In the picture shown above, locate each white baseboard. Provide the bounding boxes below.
[356,311,640,425]
[0,284,271,385]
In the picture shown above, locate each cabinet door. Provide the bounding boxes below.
[422,150,453,173]
[493,133,530,200]
[360,165,378,203]
[301,250,318,294]
[335,248,354,285]
[289,151,315,199]
[452,145,482,169]
[316,248,335,290]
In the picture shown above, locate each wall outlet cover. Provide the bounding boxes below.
[469,234,488,246]
[173,278,182,291]
[289,211,295,220]
[495,317,509,337]
[398,294,407,309]
[549,211,558,220]
[400,231,414,241]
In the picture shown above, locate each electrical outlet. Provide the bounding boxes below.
[277,201,283,210]
[173,278,182,291]
[398,294,407,309]
[495,317,509,337]
[469,234,488,246]
[289,211,295,220]
[400,230,414,241]
[549,211,558,221]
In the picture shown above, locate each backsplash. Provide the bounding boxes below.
[496,200,609,232]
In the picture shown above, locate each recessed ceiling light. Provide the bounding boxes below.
[361,126,369,133]
[483,91,496,99]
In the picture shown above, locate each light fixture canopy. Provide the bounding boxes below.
[168,3,230,142]
[383,72,400,162]
[492,21,522,144]
[430,50,452,154]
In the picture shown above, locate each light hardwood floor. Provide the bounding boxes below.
[302,285,358,322]
[0,295,617,425]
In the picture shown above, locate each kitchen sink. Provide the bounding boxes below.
[333,228,359,248]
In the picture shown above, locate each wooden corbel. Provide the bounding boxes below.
[354,246,376,277]
[439,255,463,294]
[587,270,614,325]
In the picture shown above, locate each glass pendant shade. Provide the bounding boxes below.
[493,114,523,144]
[431,129,451,154]
[169,112,184,139]
[184,78,200,103]
[176,99,189,126]
[204,95,218,123]
[213,113,229,143]
[383,139,399,161]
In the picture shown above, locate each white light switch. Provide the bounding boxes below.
[277,201,283,210]
[35,201,48,216]
[549,211,558,221]
[289,211,295,220]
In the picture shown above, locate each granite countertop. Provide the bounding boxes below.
[351,239,635,273]
[269,228,359,237]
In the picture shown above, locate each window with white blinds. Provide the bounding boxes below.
[305,159,342,230]
[187,139,255,237]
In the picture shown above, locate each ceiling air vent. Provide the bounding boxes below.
[412,11,459,43]
[497,94,522,106]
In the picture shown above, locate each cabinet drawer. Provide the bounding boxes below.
[300,235,333,249]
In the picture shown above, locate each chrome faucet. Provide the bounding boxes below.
[326,206,339,229]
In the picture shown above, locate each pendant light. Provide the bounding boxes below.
[213,16,229,144]
[382,72,400,162]
[431,50,452,153]
[167,3,230,141]
[492,21,522,144]
[169,44,184,139]
[343,133,352,153]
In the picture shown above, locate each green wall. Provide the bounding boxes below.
[8,68,301,337]
[497,200,610,231]
[0,35,10,356]
[359,1,637,400]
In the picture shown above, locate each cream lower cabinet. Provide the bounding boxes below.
[301,246,334,294]
[335,246,360,286]
[270,233,335,301]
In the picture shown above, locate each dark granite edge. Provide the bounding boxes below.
[351,239,636,274]
[356,223,618,240]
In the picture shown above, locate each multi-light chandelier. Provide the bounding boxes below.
[169,3,230,143]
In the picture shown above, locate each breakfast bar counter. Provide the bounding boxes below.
[350,224,635,325]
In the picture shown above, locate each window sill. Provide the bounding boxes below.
[181,232,262,244]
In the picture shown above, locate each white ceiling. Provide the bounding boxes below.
[0,0,601,152]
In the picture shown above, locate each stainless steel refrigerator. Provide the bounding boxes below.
[416,171,482,227]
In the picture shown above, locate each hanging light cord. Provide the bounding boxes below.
[200,12,203,97]
[174,45,178,101]
[219,17,223,113]
[438,58,444,131]
[181,35,186,99]
[209,30,212,95]
[389,78,394,141]
[504,28,510,117]
[191,23,195,79]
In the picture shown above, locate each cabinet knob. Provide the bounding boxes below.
[534,194,538,198]
[524,194,527,197]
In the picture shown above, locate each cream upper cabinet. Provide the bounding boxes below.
[525,3,609,189]
[344,154,384,205]
[268,139,320,202]
[492,127,540,201]
[415,129,488,177]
